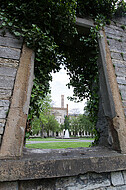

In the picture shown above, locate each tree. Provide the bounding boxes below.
[45,115,60,137]
[69,114,95,137]
[70,116,79,136]
[31,113,60,137]
[64,116,70,130]
[31,95,61,137]
[78,114,95,136]
[31,114,48,137]
[31,95,52,137]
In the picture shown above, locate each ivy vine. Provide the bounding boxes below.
[0,0,125,139]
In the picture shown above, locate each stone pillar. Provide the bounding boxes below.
[0,44,34,158]
[98,24,126,152]
[0,28,23,145]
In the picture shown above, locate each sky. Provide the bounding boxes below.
[50,66,87,114]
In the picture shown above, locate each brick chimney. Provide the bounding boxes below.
[61,95,64,108]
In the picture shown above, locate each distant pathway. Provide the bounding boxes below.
[26,139,94,144]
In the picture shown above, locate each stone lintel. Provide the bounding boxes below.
[76,17,94,29]
[0,147,126,182]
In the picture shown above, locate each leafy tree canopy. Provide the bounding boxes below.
[31,95,60,137]
[69,114,95,135]
[64,116,70,130]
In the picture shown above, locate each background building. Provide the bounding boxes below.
[51,95,68,125]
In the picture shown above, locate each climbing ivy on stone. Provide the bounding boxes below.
[76,0,118,18]
[0,0,125,137]
[0,0,77,117]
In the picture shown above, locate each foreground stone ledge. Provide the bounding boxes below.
[0,147,126,182]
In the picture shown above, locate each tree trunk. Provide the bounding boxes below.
[47,131,49,137]
[40,121,44,138]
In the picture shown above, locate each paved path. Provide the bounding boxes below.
[26,139,94,144]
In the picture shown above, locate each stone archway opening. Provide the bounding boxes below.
[0,17,126,159]
[0,16,126,190]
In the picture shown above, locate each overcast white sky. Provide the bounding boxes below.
[50,66,86,114]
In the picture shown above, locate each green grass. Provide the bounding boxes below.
[79,137,94,140]
[26,137,94,142]
[25,142,91,149]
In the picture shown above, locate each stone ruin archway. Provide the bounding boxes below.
[0,16,126,190]
[0,17,125,158]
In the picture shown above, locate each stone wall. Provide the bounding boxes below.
[0,29,23,144]
[54,171,126,190]
[105,17,126,116]
[96,17,126,151]
[1,171,126,190]
[0,147,126,190]
[0,28,34,157]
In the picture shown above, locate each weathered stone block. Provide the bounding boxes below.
[0,100,10,107]
[94,188,106,190]
[19,179,55,190]
[116,76,125,81]
[106,24,124,32]
[0,182,18,190]
[56,177,76,189]
[0,36,23,49]
[111,52,123,61]
[115,17,126,25]
[120,91,126,101]
[0,28,17,38]
[0,126,4,134]
[122,171,126,184]
[0,89,12,99]
[56,173,111,190]
[0,119,6,125]
[118,84,126,91]
[0,67,17,77]
[108,39,123,52]
[112,59,126,67]
[0,46,21,60]
[0,76,15,89]
[0,58,19,68]
[82,178,110,190]
[67,185,83,190]
[115,67,126,77]
[116,78,126,85]
[104,26,125,37]
[111,172,125,186]
[0,122,5,128]
[107,185,126,190]
[0,107,9,119]
[106,33,123,41]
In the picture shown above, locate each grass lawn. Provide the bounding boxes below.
[25,142,91,149]
[26,137,94,142]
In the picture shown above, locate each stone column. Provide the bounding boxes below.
[0,44,34,158]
